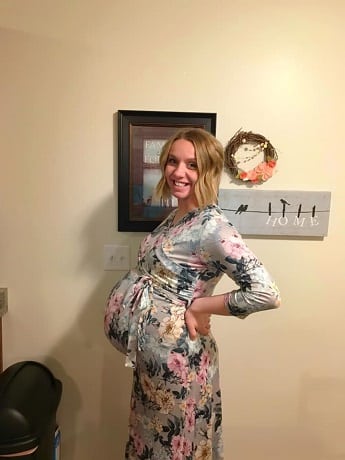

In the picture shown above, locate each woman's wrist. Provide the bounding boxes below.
[190,297,203,313]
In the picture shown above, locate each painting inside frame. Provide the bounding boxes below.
[117,110,217,232]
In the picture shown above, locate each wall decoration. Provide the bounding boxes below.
[224,130,278,184]
[218,189,331,237]
[117,110,217,232]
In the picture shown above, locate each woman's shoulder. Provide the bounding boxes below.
[199,204,240,237]
[199,204,231,224]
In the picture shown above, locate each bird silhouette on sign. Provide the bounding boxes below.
[280,198,291,217]
[235,204,248,214]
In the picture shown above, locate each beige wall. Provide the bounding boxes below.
[1,1,344,459]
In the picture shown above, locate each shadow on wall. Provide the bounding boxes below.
[44,194,136,460]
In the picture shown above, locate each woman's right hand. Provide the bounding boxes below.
[184,299,211,340]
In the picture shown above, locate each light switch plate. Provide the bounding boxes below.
[103,245,130,271]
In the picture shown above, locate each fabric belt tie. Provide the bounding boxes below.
[122,274,153,368]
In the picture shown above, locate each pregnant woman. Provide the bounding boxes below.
[105,127,281,460]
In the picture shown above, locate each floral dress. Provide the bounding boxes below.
[104,204,280,460]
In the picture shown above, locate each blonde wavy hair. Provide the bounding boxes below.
[155,128,224,208]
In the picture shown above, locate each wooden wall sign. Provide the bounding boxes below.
[218,189,331,237]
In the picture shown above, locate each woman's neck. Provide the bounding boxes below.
[173,203,198,225]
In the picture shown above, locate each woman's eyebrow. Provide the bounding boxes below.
[168,154,196,160]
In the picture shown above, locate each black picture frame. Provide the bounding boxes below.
[117,110,217,232]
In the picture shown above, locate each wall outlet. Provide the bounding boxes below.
[0,288,8,316]
[103,245,130,271]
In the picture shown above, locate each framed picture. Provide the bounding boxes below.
[117,110,217,232]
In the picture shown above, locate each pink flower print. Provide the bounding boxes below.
[108,292,124,313]
[171,435,192,460]
[229,241,244,259]
[219,235,248,260]
[132,431,144,455]
[132,282,143,298]
[179,370,190,388]
[104,312,112,334]
[200,351,211,369]
[182,438,192,456]
[196,366,208,385]
[184,216,198,229]
[172,452,184,460]
[185,396,196,414]
[170,225,182,237]
[155,233,166,246]
[172,435,184,456]
[185,409,196,432]
[104,292,124,331]
[167,351,188,382]
[197,351,210,385]
[172,435,192,457]
[172,435,192,459]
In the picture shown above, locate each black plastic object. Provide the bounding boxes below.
[0,361,62,457]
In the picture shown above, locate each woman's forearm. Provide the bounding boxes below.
[190,294,230,316]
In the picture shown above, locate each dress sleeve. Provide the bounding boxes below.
[200,212,281,318]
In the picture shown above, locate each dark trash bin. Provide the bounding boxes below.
[0,361,62,458]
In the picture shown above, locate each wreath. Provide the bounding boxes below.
[224,129,278,184]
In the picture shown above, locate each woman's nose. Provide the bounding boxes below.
[173,162,186,176]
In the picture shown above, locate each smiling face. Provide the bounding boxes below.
[155,128,224,209]
[164,139,199,211]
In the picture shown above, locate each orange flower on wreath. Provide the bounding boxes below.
[238,160,276,184]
